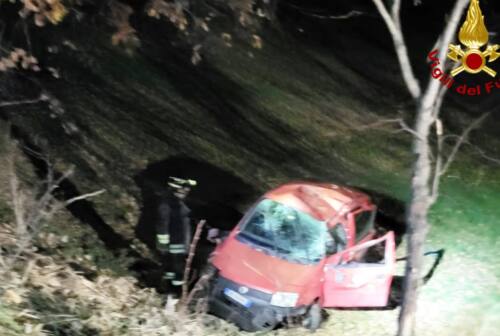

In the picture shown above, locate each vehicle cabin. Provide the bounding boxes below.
[209,182,396,332]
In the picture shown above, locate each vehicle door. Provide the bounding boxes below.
[321,231,395,308]
[347,207,376,247]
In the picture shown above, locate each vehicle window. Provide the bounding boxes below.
[354,210,375,242]
[327,224,347,254]
[348,237,387,264]
[238,199,328,264]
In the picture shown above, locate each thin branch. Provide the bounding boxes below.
[395,119,424,140]
[5,145,105,271]
[7,189,106,272]
[355,118,403,131]
[22,145,48,161]
[440,112,491,176]
[0,95,46,108]
[430,119,444,203]
[65,189,106,206]
[283,3,368,20]
[431,85,449,120]
[297,10,366,20]
[26,168,74,228]
[371,0,421,99]
[40,188,106,223]
[23,20,32,54]
[444,135,500,165]
[180,219,206,308]
[183,266,215,313]
[431,112,492,203]
[434,0,469,67]
[429,34,442,60]
[465,142,500,166]
[356,117,424,140]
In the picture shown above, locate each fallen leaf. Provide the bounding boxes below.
[3,289,23,305]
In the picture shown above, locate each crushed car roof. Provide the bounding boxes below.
[264,182,371,221]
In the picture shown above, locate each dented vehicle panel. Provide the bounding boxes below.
[208,182,396,331]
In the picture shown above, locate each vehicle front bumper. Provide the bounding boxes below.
[208,275,306,331]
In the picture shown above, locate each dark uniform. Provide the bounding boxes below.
[155,177,196,297]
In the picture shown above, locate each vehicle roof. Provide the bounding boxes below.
[264,182,372,221]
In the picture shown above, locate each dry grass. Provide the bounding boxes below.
[0,127,233,336]
[1,230,223,335]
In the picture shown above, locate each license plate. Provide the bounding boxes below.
[223,288,252,308]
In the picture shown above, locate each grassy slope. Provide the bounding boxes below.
[4,17,499,335]
[185,26,500,336]
[241,38,500,335]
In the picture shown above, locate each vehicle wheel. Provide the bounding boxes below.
[250,316,277,333]
[302,302,322,332]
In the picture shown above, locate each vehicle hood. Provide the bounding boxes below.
[212,234,323,293]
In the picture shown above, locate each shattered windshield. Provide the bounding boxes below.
[237,199,328,264]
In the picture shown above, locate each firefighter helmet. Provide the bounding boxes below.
[167,176,197,190]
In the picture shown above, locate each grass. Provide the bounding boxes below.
[0,304,24,336]
[418,158,500,335]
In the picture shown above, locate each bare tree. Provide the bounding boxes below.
[369,0,473,335]
[1,137,105,274]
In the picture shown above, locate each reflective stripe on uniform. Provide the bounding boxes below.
[164,272,175,280]
[171,280,185,286]
[169,249,186,254]
[157,234,170,244]
[169,244,186,254]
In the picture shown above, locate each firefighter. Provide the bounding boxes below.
[156,176,197,310]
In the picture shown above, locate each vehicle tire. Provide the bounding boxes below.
[250,315,278,333]
[302,302,322,332]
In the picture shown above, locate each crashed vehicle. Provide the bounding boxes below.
[207,182,395,331]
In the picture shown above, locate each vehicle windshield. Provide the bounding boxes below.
[237,198,328,265]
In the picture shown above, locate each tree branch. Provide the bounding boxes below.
[435,1,468,65]
[391,0,402,28]
[0,94,47,108]
[355,118,403,130]
[465,142,500,166]
[430,119,444,203]
[423,0,469,105]
[431,112,490,203]
[283,3,368,20]
[355,117,424,140]
[431,85,449,120]
[440,112,491,176]
[371,0,421,99]
[65,189,106,206]
[297,10,366,20]
[180,219,206,310]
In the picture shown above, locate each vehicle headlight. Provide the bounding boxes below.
[270,292,299,307]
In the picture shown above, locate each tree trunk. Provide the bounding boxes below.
[367,1,470,335]
[397,98,435,336]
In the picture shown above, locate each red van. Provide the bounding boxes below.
[207,182,396,331]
